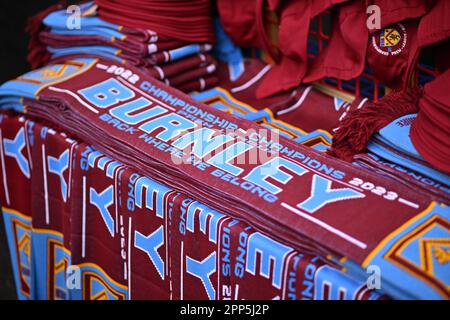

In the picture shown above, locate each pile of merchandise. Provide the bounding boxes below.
[0,0,448,300]
[29,1,218,92]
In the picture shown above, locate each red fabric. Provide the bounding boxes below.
[256,0,311,98]
[304,0,368,83]
[366,19,420,89]
[26,1,67,69]
[95,0,215,43]
[217,0,276,60]
[13,56,437,265]
[217,0,261,47]
[418,0,450,47]
[328,88,421,161]
[218,0,354,98]
[274,88,367,133]
[411,69,450,173]
[0,112,389,300]
[366,0,430,33]
[146,53,214,80]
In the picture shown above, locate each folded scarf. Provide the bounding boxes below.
[40,30,188,58]
[0,56,448,299]
[95,0,215,43]
[193,57,368,152]
[353,153,450,204]
[147,54,214,81]
[0,112,389,300]
[411,68,450,173]
[28,2,218,93]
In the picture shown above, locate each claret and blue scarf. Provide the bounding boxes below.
[0,0,448,300]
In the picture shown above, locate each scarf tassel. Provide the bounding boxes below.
[328,87,422,161]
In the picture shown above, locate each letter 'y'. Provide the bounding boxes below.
[297,175,364,213]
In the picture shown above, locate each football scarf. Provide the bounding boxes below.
[411,68,450,173]
[28,1,160,68]
[329,88,421,161]
[39,31,189,58]
[192,58,367,152]
[0,112,389,300]
[367,114,450,184]
[0,56,448,299]
[95,0,215,43]
[147,54,214,81]
[29,2,218,93]
[176,76,219,93]
[46,43,213,67]
[353,153,450,205]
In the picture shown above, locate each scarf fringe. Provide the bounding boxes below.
[328,87,422,161]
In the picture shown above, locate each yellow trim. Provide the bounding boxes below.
[312,82,356,102]
[32,227,64,238]
[81,4,98,17]
[362,202,436,268]
[384,222,443,274]
[421,239,450,276]
[339,256,347,264]
[46,237,71,300]
[76,262,128,290]
[380,217,450,297]
[2,206,31,221]
[34,59,98,96]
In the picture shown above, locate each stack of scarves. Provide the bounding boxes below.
[0,111,388,300]
[410,69,450,174]
[329,92,450,208]
[348,70,450,205]
[28,1,218,93]
[95,0,215,43]
[0,55,448,299]
[352,114,450,205]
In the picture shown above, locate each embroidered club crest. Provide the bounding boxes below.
[372,23,407,56]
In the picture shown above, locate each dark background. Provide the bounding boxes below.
[0,1,59,83]
[0,0,59,299]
